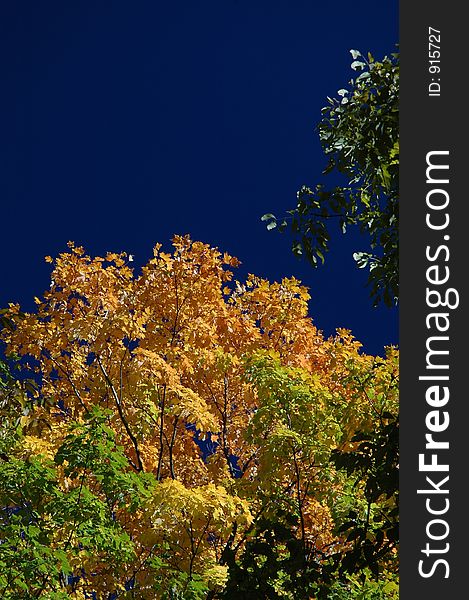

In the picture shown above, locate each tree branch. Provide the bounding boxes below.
[96,355,144,472]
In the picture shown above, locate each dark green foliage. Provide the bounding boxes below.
[222,509,319,600]
[330,413,399,581]
[263,49,399,307]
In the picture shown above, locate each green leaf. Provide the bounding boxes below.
[351,60,366,71]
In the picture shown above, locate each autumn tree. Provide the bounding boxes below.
[263,49,399,307]
[1,237,398,598]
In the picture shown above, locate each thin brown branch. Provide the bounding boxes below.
[156,384,167,480]
[46,352,90,413]
[96,355,144,472]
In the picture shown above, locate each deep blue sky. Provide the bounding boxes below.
[1,1,398,356]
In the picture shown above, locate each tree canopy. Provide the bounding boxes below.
[262,49,399,307]
[1,237,398,598]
